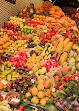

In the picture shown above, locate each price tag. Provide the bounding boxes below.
[2,80,7,85]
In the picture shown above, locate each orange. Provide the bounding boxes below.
[45,89,51,97]
[0,46,2,50]
[0,50,4,53]
[44,80,51,88]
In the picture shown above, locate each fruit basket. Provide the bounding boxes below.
[0,0,79,111]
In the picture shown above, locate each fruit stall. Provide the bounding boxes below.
[0,0,79,111]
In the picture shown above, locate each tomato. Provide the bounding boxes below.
[73,42,75,45]
[72,35,77,38]
[66,34,69,38]
[69,37,71,39]
[17,106,23,111]
[14,33,17,36]
[18,33,22,36]
[17,25,20,28]
[65,33,67,36]
[40,38,43,42]
[11,23,13,26]
[2,27,4,29]
[51,25,54,29]
[43,39,47,42]
[70,33,73,37]
[46,33,50,36]
[48,29,52,33]
[56,32,59,34]
[60,81,63,85]
[13,25,16,29]
[73,39,78,42]
[51,32,55,36]
[70,28,73,31]
[57,85,61,90]
[48,36,51,40]
[67,31,71,34]
[4,22,7,25]
[43,35,47,39]
[64,77,70,82]
[53,28,57,33]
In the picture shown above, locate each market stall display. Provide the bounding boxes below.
[0,1,79,111]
